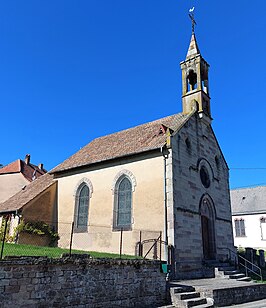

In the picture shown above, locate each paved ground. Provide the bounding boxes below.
[170,277,255,290]
[168,277,266,307]
[220,299,266,307]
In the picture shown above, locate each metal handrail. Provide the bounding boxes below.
[219,247,263,281]
[143,234,162,259]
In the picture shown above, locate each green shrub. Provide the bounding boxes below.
[17,220,59,246]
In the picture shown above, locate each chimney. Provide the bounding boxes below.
[25,154,30,165]
[38,163,44,171]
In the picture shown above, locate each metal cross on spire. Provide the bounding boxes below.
[189,7,197,34]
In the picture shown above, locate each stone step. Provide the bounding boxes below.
[224,269,241,275]
[177,292,201,300]
[191,304,214,308]
[237,276,252,282]
[229,273,245,279]
[218,266,236,272]
[171,286,195,294]
[183,297,207,307]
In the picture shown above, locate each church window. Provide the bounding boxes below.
[200,166,210,188]
[113,176,132,230]
[215,155,220,169]
[260,217,266,240]
[234,219,246,237]
[74,183,90,232]
[185,137,191,154]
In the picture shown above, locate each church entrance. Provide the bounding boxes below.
[200,196,216,260]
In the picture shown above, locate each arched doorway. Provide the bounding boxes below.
[200,195,216,260]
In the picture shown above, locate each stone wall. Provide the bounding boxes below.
[168,113,235,279]
[0,256,167,307]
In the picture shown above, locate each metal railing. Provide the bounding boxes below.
[0,215,164,260]
[220,247,263,281]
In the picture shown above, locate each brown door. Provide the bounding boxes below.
[201,216,211,260]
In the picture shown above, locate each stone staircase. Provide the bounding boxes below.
[162,261,254,307]
[169,285,214,308]
[210,261,252,282]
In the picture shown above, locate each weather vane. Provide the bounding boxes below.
[189,7,196,34]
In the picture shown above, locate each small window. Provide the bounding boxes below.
[114,177,132,230]
[215,155,220,169]
[261,217,266,240]
[75,184,90,232]
[200,166,210,188]
[185,137,191,154]
[235,219,246,237]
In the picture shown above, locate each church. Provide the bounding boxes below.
[0,27,234,279]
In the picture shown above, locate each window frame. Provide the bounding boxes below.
[74,183,90,233]
[234,218,246,237]
[260,217,266,240]
[113,176,133,231]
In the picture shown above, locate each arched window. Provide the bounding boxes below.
[75,184,90,231]
[114,176,132,230]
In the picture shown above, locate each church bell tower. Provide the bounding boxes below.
[180,14,211,119]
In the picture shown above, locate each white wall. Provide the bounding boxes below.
[232,213,266,249]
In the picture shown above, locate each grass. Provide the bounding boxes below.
[0,242,139,259]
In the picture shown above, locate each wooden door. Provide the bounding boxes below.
[201,216,211,260]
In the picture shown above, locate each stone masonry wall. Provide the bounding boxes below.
[0,256,167,307]
[168,113,235,279]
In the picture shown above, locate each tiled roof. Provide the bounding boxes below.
[0,173,55,213]
[52,112,191,173]
[0,159,46,182]
[230,186,266,215]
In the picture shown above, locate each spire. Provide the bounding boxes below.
[186,7,200,59]
[186,33,200,59]
[180,7,211,120]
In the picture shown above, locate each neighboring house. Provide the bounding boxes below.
[231,186,266,249]
[0,154,46,203]
[0,173,57,244]
[0,31,235,279]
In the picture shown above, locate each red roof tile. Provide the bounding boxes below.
[0,159,46,182]
[52,112,191,173]
[0,160,21,174]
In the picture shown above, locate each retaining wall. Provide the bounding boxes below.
[0,255,167,307]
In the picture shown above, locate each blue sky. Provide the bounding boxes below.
[0,0,265,189]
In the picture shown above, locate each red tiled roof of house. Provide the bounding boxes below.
[52,112,192,173]
[0,173,55,213]
[0,159,46,182]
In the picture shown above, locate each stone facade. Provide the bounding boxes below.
[0,256,167,307]
[167,114,234,279]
